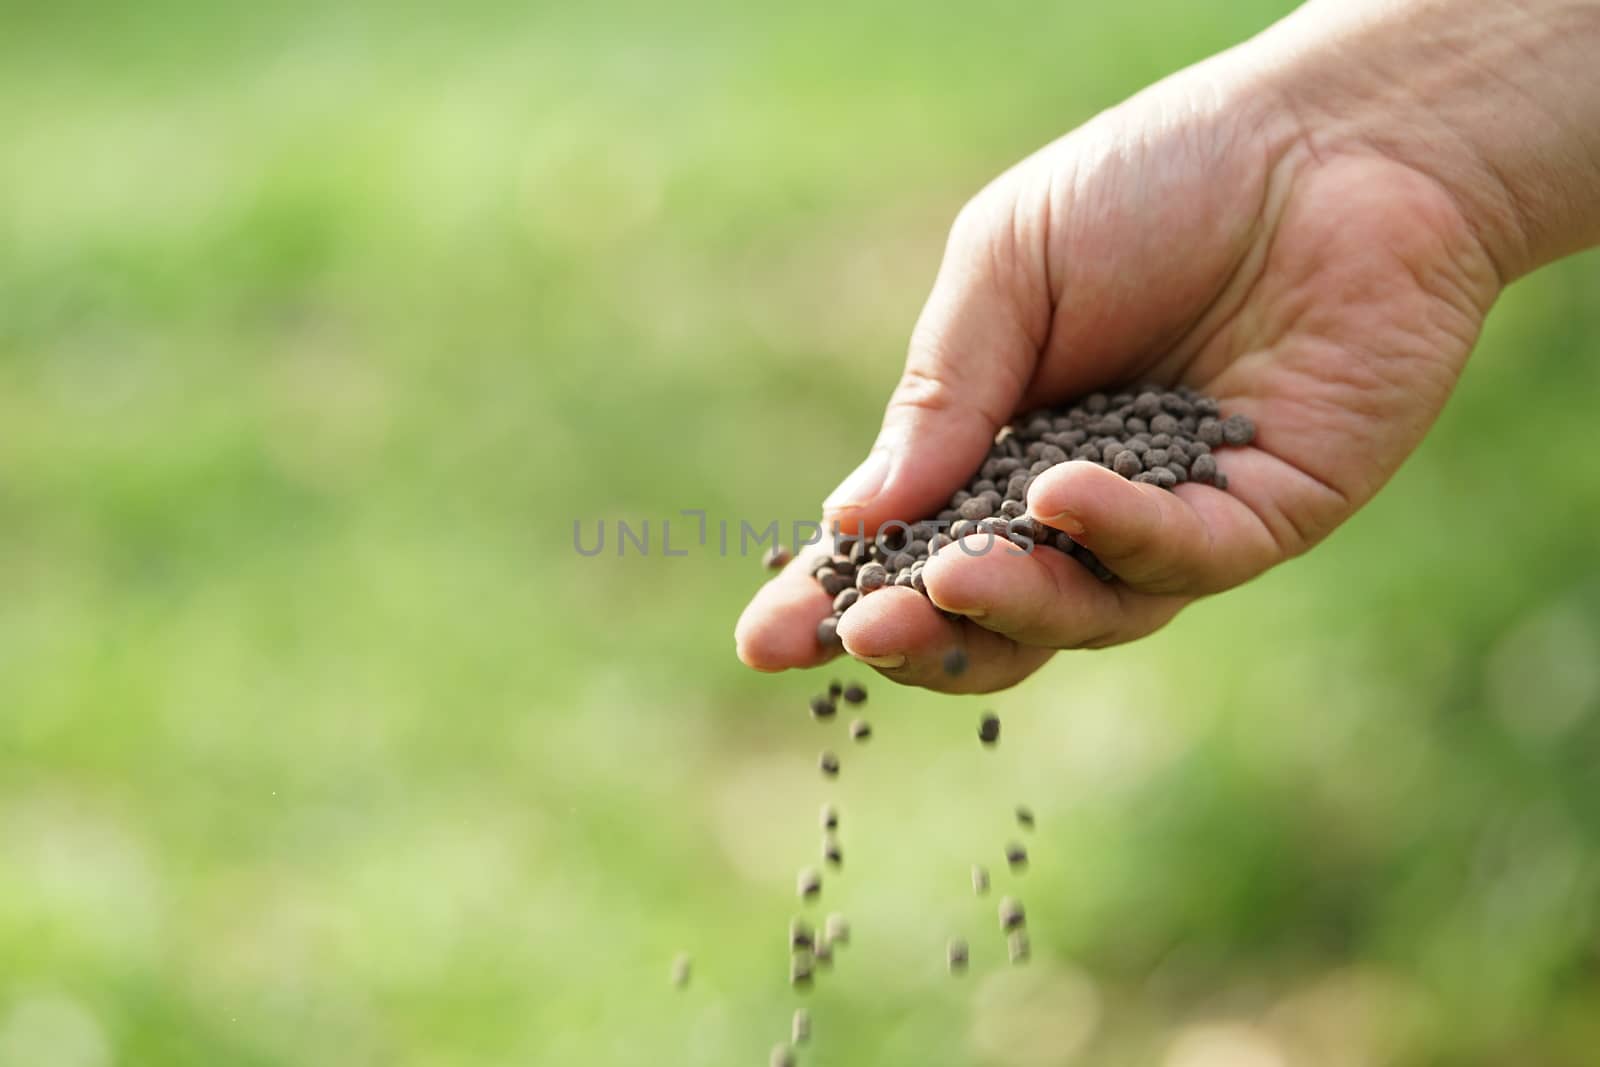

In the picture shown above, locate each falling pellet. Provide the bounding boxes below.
[818,751,840,778]
[670,953,691,989]
[972,864,990,895]
[979,712,1001,746]
[849,718,872,742]
[797,867,822,902]
[1016,805,1035,830]
[1008,929,1031,964]
[792,1009,811,1045]
[999,896,1025,932]
[943,648,969,677]
[824,913,850,946]
[789,917,814,951]
[771,1043,796,1067]
[790,950,815,989]
[820,804,839,831]
[1005,842,1029,872]
[948,938,969,975]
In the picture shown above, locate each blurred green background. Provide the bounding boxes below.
[4,1,1600,1064]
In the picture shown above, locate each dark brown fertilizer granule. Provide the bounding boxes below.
[828,679,843,700]
[824,913,850,945]
[842,683,867,704]
[762,545,793,571]
[978,712,1001,746]
[792,1009,811,1045]
[670,953,691,989]
[798,387,1255,642]
[771,1043,797,1067]
[818,751,840,778]
[849,718,872,742]
[809,694,836,721]
[999,897,1026,932]
[820,804,839,831]
[942,648,969,677]
[1007,930,1031,965]
[948,938,970,974]
[1016,806,1035,830]
[790,918,814,951]
[822,836,842,868]
[816,616,842,650]
[797,867,822,901]
[1005,842,1029,872]
[787,953,812,991]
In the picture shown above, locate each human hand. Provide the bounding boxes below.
[737,0,1600,692]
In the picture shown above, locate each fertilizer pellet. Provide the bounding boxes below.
[790,917,815,952]
[818,751,840,778]
[670,953,692,989]
[816,616,842,650]
[792,387,1254,620]
[772,1045,796,1067]
[972,864,990,895]
[1222,413,1256,446]
[999,897,1026,932]
[856,562,888,593]
[798,868,822,901]
[828,679,843,700]
[833,588,860,613]
[820,804,839,831]
[1008,930,1031,964]
[979,712,1001,746]
[792,1010,811,1045]
[948,938,970,974]
[842,683,867,705]
[818,570,852,598]
[762,545,792,571]
[823,836,842,868]
[809,695,836,721]
[1005,842,1029,872]
[942,648,969,677]
[849,718,872,742]
[824,913,850,946]
[1016,806,1035,830]
[814,936,834,968]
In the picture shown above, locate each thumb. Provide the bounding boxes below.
[822,195,1047,536]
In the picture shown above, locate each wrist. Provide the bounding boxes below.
[1244,0,1600,282]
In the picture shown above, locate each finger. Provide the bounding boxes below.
[821,192,1048,537]
[922,535,1188,648]
[836,585,1055,694]
[734,547,844,672]
[1023,459,1279,594]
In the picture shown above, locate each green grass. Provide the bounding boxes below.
[3,2,1600,1064]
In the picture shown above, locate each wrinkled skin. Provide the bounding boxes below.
[738,21,1519,693]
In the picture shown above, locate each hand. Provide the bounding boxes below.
[737,0,1599,693]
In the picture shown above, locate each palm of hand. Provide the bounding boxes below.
[738,78,1501,692]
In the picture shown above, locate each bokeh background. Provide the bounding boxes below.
[4,1,1600,1064]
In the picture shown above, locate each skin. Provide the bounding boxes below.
[737,0,1600,693]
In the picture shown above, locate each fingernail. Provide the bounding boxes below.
[1035,510,1085,537]
[857,653,907,670]
[823,450,890,512]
